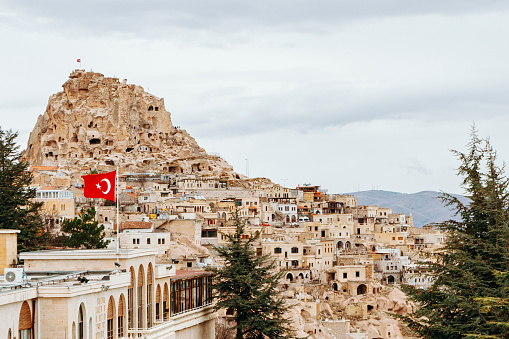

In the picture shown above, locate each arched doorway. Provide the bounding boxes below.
[128,267,136,329]
[155,285,161,321]
[118,294,126,338]
[147,263,154,327]
[337,241,343,250]
[78,303,85,339]
[357,284,367,295]
[163,283,169,320]
[332,283,338,291]
[138,264,145,329]
[107,296,115,339]
[286,273,294,282]
[387,275,395,284]
[298,273,304,280]
[19,301,32,339]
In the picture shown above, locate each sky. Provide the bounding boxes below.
[1,1,509,195]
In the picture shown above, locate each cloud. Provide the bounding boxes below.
[3,0,509,39]
[174,73,509,139]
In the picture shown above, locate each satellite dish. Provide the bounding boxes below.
[5,271,16,282]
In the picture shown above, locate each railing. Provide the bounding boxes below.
[126,303,214,337]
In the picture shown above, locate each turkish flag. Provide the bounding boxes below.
[77,58,81,62]
[82,170,116,201]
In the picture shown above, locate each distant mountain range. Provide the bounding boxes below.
[342,190,469,227]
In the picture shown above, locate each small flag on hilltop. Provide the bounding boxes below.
[82,170,116,202]
[77,58,81,63]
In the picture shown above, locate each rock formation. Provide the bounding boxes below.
[23,70,240,180]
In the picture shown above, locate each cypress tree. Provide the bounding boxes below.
[0,127,45,251]
[207,210,295,339]
[401,128,509,338]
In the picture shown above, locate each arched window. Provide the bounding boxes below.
[118,294,125,338]
[128,267,135,329]
[147,263,154,327]
[19,301,32,339]
[107,296,115,339]
[78,304,85,339]
[138,264,145,329]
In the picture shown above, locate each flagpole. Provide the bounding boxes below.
[116,166,119,259]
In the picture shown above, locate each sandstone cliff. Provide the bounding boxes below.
[23,70,240,180]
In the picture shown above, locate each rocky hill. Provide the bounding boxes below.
[343,190,469,227]
[22,70,241,181]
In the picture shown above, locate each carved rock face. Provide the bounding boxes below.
[23,70,238,180]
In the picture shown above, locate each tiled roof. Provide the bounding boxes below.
[120,221,152,231]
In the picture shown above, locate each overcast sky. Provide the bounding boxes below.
[1,1,509,195]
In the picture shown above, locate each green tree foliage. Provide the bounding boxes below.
[0,127,45,251]
[61,207,109,249]
[207,210,295,339]
[401,129,509,338]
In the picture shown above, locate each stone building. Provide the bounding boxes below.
[0,232,215,339]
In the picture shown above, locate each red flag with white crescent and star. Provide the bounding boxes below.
[82,170,116,202]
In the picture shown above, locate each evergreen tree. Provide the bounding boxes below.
[207,210,295,339]
[0,127,45,251]
[401,128,509,338]
[61,207,109,249]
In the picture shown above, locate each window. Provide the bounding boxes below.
[118,295,125,337]
[78,304,84,339]
[356,271,360,277]
[343,272,347,279]
[274,247,282,254]
[147,238,151,244]
[291,247,299,254]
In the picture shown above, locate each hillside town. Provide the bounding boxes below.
[0,71,446,339]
